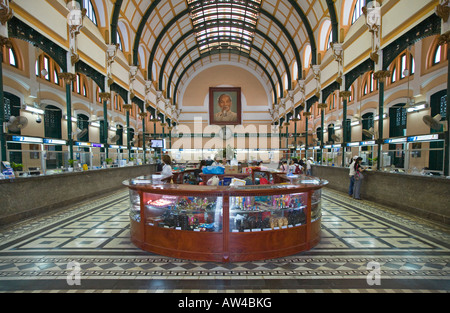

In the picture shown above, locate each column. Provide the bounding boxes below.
[99,92,111,159]
[437,27,450,175]
[139,111,147,164]
[318,102,327,163]
[0,37,12,162]
[123,103,132,160]
[373,70,391,170]
[303,111,311,149]
[58,73,77,161]
[339,90,352,167]
[0,1,13,162]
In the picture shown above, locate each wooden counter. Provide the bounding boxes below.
[124,173,327,262]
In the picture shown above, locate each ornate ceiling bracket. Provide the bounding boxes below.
[129,66,138,100]
[66,1,86,68]
[106,44,119,86]
[331,42,344,85]
[0,0,12,50]
[311,65,321,100]
[363,1,382,64]
[0,0,13,26]
[437,0,450,44]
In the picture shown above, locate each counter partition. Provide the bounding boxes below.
[123,174,328,262]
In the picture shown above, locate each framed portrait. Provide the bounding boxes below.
[209,87,241,125]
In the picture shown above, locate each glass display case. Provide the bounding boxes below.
[124,173,328,262]
[229,192,307,232]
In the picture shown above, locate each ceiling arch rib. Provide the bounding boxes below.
[160,27,289,99]
[167,41,281,104]
[121,0,331,111]
[173,50,277,106]
[135,1,300,94]
[110,0,124,45]
[132,0,163,68]
[146,8,190,82]
[186,0,261,55]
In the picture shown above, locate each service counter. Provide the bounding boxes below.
[123,174,328,262]
[0,164,157,225]
[312,165,450,225]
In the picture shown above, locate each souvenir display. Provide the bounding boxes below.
[229,192,310,232]
[140,194,221,232]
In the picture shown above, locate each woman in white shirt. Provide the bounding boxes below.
[348,156,358,196]
[161,155,173,177]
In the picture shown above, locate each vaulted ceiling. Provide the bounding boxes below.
[111,0,339,106]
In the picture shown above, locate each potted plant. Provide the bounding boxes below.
[105,158,113,167]
[68,159,75,172]
[10,162,23,176]
[128,157,135,165]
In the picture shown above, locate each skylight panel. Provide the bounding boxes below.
[187,0,261,54]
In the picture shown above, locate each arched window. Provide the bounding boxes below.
[1,44,19,68]
[327,124,335,143]
[292,61,298,81]
[117,31,123,51]
[388,50,414,85]
[83,0,97,25]
[391,66,397,83]
[72,73,89,97]
[351,0,366,24]
[327,29,333,50]
[116,125,124,145]
[362,112,374,140]
[36,54,62,86]
[9,49,16,67]
[113,94,124,112]
[429,36,448,67]
[76,114,90,142]
[362,71,377,96]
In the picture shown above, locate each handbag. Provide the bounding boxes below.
[355,172,364,180]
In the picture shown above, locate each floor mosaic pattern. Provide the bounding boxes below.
[0,188,449,293]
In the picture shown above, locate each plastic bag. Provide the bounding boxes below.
[202,166,225,175]
[207,175,220,186]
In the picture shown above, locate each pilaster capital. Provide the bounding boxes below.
[339,91,352,99]
[123,104,133,111]
[98,92,111,102]
[58,72,77,84]
[0,35,12,48]
[438,30,450,45]
[373,70,391,81]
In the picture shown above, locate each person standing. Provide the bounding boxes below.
[352,157,365,200]
[161,155,173,178]
[348,156,358,197]
[306,157,313,176]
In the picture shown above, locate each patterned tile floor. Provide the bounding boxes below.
[0,188,449,293]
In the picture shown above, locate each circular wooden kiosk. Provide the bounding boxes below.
[124,172,328,262]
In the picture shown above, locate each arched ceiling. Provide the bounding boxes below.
[114,0,338,107]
